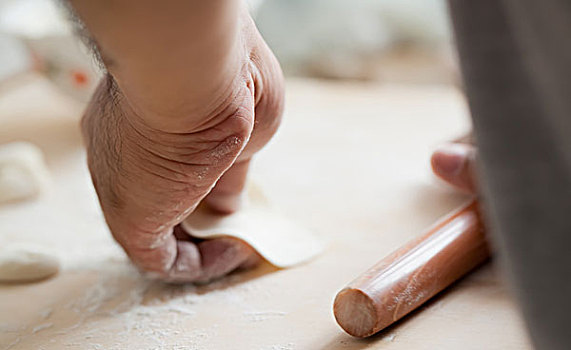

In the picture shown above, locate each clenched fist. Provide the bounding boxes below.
[80,7,284,282]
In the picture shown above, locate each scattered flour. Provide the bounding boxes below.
[32,323,53,334]
[243,311,287,322]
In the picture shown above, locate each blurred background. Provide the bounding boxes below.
[0,0,458,101]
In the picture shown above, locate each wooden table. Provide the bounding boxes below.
[0,74,531,350]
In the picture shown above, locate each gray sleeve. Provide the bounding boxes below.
[447,1,571,349]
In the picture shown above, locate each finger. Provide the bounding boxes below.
[238,252,263,270]
[119,228,201,281]
[431,142,477,193]
[194,237,257,283]
[126,230,255,283]
[164,240,203,282]
[204,159,251,214]
[119,167,255,283]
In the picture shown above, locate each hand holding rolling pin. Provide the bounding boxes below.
[334,135,487,337]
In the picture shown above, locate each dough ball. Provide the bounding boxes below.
[0,142,50,204]
[0,244,60,283]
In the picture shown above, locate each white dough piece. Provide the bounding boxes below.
[182,187,324,268]
[0,142,50,204]
[0,244,60,282]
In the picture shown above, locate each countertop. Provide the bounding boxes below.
[0,75,531,350]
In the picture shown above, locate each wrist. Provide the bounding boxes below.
[110,18,263,135]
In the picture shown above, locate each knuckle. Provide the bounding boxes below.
[120,231,176,273]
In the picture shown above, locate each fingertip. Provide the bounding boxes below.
[126,233,178,276]
[431,143,477,193]
[124,232,202,283]
[238,252,263,270]
[167,240,202,282]
[196,238,255,283]
[431,143,468,179]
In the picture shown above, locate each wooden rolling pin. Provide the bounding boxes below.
[333,200,490,337]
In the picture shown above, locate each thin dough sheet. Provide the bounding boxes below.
[181,190,324,268]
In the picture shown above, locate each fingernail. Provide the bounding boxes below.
[431,143,469,177]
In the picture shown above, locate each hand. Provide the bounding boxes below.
[430,134,477,194]
[81,14,284,283]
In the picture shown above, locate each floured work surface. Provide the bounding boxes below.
[0,75,532,350]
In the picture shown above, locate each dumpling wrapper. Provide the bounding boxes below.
[181,189,324,268]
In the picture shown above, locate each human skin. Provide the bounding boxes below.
[69,0,284,282]
[431,136,477,194]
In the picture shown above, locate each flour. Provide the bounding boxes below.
[260,343,296,350]
[4,337,20,350]
[243,311,287,322]
[383,333,397,342]
[39,308,53,320]
[32,323,53,334]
